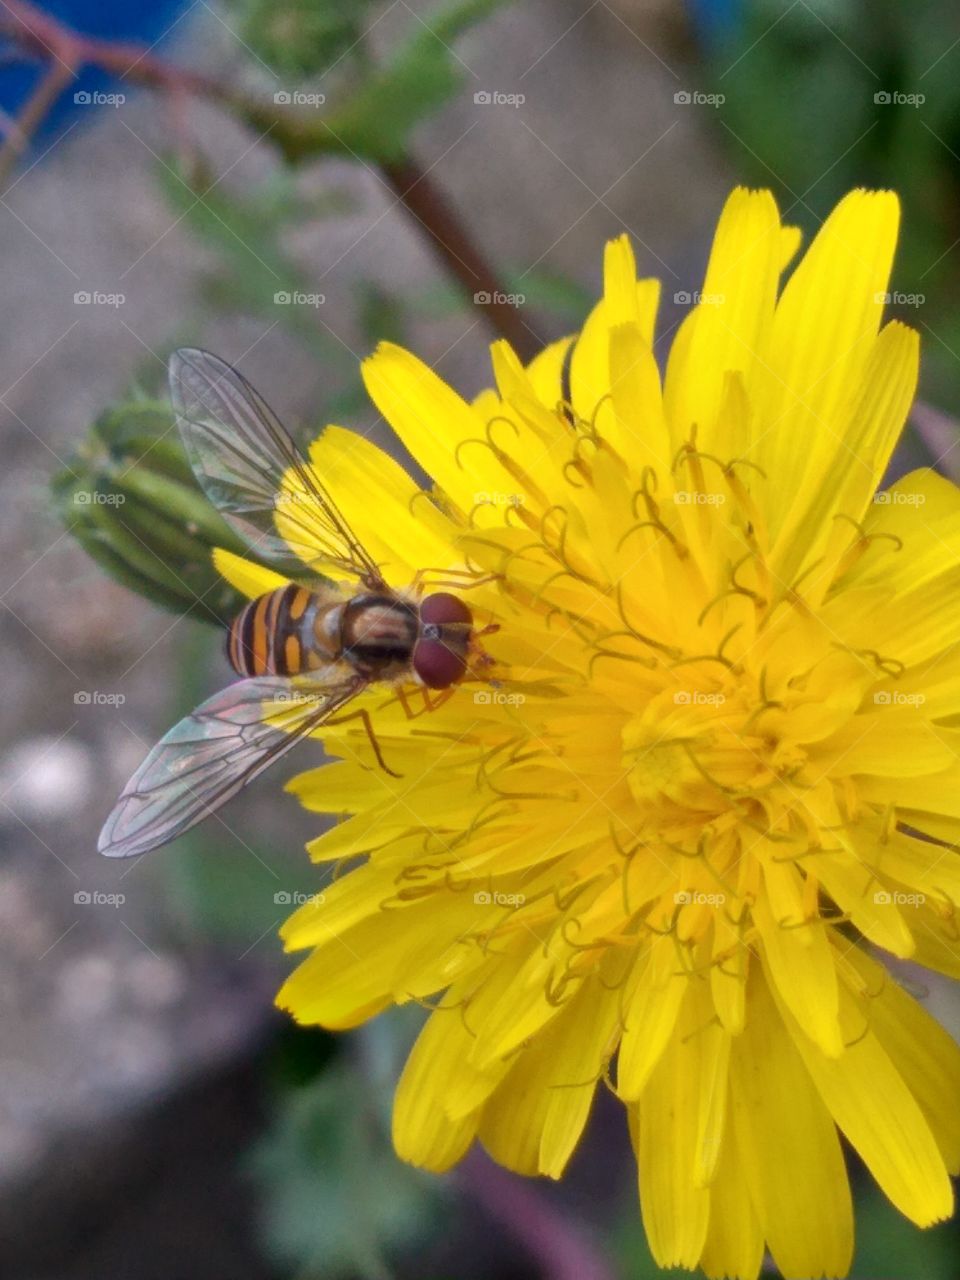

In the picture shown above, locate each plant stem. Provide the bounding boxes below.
[382,158,539,361]
[0,0,538,358]
[910,399,960,480]
[458,1149,616,1280]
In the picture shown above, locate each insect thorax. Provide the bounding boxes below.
[339,594,419,679]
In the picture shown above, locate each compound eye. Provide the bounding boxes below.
[413,638,467,689]
[419,592,473,628]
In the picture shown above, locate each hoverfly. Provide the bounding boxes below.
[98,348,488,859]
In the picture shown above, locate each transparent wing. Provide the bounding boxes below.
[98,673,364,859]
[169,347,384,585]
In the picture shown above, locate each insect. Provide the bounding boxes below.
[98,347,489,859]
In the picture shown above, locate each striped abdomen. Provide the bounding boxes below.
[227,585,326,677]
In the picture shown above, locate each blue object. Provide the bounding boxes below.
[687,0,744,50]
[0,0,190,146]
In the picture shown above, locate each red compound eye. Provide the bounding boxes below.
[412,638,467,689]
[419,592,473,627]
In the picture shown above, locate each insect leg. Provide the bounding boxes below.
[326,706,402,778]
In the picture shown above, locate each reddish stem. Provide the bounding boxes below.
[0,0,535,356]
[458,1149,616,1280]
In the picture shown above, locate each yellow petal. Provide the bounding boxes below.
[607,321,672,470]
[754,888,844,1057]
[731,968,853,1279]
[570,234,659,427]
[699,1122,765,1280]
[841,946,960,1173]
[777,969,954,1226]
[212,546,290,599]
[664,187,782,455]
[301,425,457,582]
[636,991,711,1268]
[771,319,919,590]
[754,189,900,546]
[361,342,514,517]
[617,936,690,1100]
[393,996,482,1171]
[477,977,620,1177]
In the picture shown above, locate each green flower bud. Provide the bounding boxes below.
[52,400,252,626]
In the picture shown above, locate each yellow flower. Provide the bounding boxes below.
[222,188,960,1279]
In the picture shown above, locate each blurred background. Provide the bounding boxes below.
[1,1,959,1276]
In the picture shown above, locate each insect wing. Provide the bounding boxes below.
[169,347,383,584]
[98,673,362,859]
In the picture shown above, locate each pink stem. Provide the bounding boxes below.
[458,1149,616,1280]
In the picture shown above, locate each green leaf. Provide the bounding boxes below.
[230,0,381,81]
[324,0,511,162]
[250,1039,445,1279]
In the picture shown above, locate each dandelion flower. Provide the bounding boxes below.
[222,188,960,1279]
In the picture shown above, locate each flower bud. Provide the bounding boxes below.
[52,400,252,626]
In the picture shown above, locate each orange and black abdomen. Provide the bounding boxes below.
[227,585,316,677]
